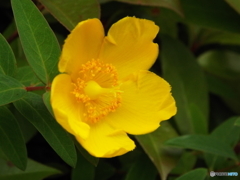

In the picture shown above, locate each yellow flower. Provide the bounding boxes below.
[51,17,176,158]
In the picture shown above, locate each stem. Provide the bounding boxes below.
[25,86,47,91]
[7,31,19,43]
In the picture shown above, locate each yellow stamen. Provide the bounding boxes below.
[71,59,122,123]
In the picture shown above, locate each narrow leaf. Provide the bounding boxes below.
[204,117,240,169]
[161,35,208,134]
[14,93,77,167]
[0,158,61,180]
[136,121,181,180]
[165,135,237,160]
[11,0,60,84]
[0,74,27,106]
[175,168,208,180]
[0,34,16,77]
[0,106,27,170]
[39,0,100,31]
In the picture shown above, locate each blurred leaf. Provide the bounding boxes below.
[11,0,60,84]
[94,160,115,180]
[175,168,208,180]
[0,106,27,170]
[181,0,240,33]
[198,29,240,46]
[198,50,240,114]
[71,152,95,180]
[198,50,240,80]
[171,152,197,174]
[0,34,16,77]
[235,117,240,126]
[205,74,237,100]
[205,117,240,169]
[136,121,181,180]
[117,0,183,17]
[0,74,27,106]
[15,66,43,87]
[225,0,240,14]
[0,158,61,180]
[165,134,237,160]
[39,0,100,31]
[74,139,99,167]
[43,91,54,116]
[125,155,157,180]
[161,35,208,134]
[13,93,77,168]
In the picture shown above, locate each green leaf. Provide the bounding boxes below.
[125,155,157,180]
[0,106,27,170]
[171,152,197,174]
[94,160,115,180]
[71,152,95,180]
[14,109,37,143]
[0,34,16,77]
[161,35,209,134]
[13,93,77,167]
[235,117,240,126]
[211,117,240,146]
[198,50,240,114]
[181,0,240,33]
[204,117,240,169]
[165,134,237,160]
[0,158,61,180]
[0,74,27,106]
[15,66,43,87]
[198,29,240,46]
[225,0,240,14]
[11,0,60,84]
[42,91,54,116]
[39,0,100,31]
[136,121,181,180]
[74,138,99,167]
[117,0,183,17]
[175,168,208,180]
[198,50,240,80]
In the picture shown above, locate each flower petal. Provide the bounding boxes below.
[99,17,159,79]
[76,122,135,158]
[106,70,177,135]
[51,74,90,139]
[59,19,105,79]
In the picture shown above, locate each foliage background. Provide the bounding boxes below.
[1,0,240,179]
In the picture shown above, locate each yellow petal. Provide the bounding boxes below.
[51,74,90,139]
[76,122,135,158]
[106,70,177,135]
[99,17,159,79]
[59,19,105,79]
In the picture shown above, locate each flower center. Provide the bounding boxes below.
[72,60,122,123]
